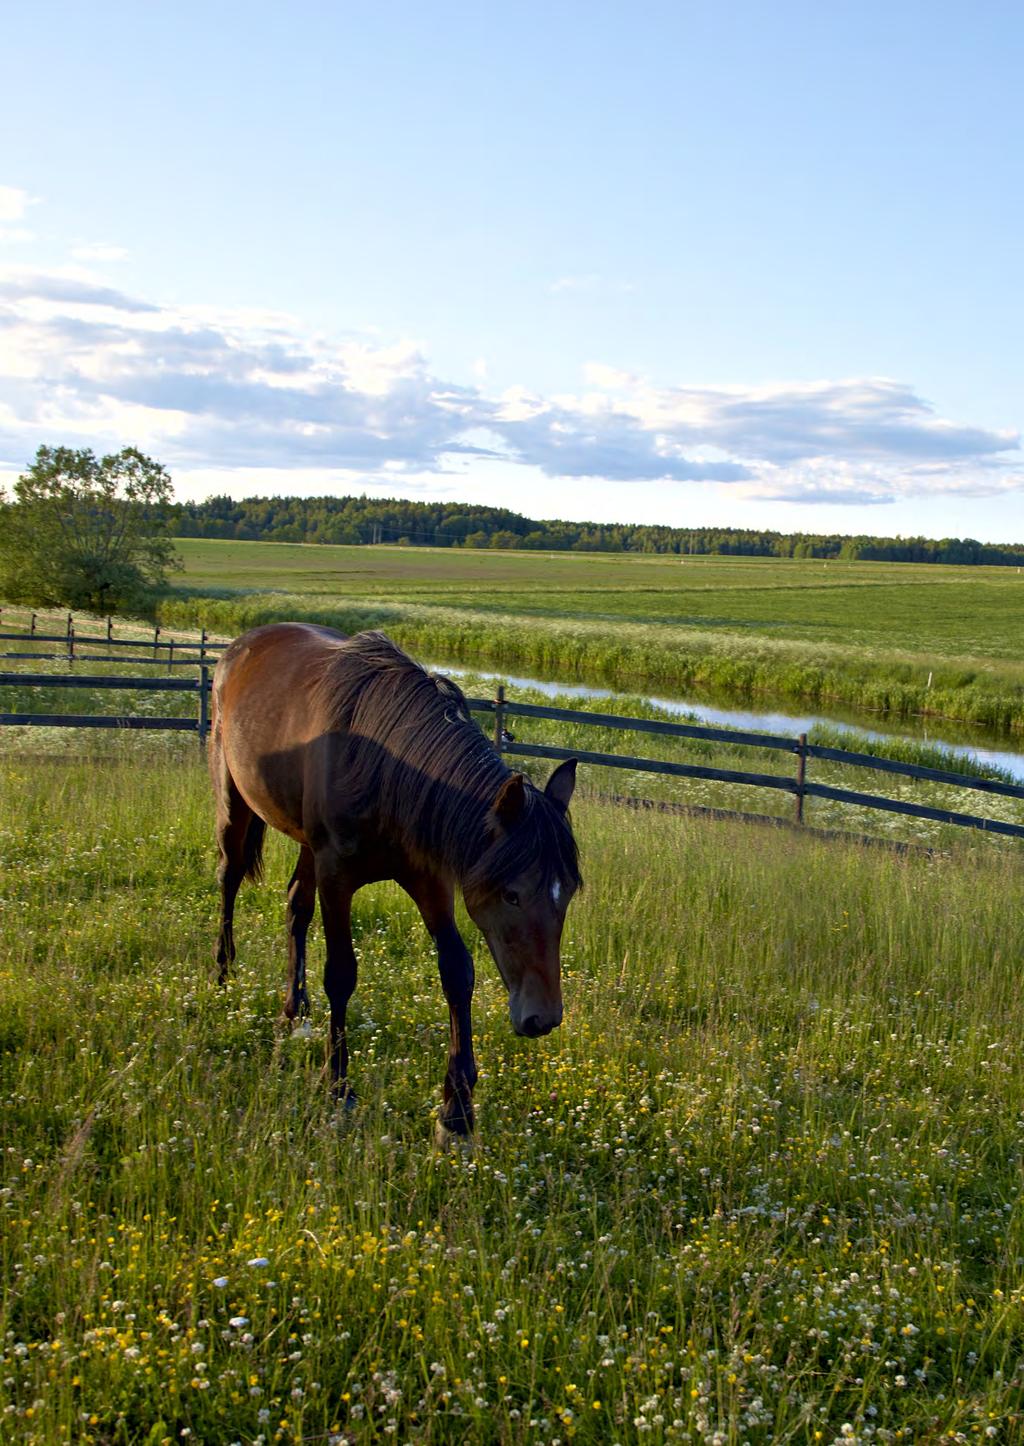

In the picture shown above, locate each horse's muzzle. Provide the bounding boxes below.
[514,1010,562,1038]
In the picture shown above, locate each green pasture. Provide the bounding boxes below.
[160,542,1024,738]
[3,740,1024,1443]
[170,541,1024,661]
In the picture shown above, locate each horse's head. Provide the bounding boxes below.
[464,760,580,1038]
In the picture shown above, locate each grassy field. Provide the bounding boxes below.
[159,542,1024,737]
[169,542,1024,660]
[3,741,1024,1443]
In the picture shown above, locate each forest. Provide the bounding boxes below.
[166,493,1024,564]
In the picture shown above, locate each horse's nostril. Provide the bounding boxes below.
[521,1014,544,1037]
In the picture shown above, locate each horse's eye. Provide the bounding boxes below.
[501,889,520,907]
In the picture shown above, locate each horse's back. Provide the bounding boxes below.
[215,622,348,705]
[217,621,347,676]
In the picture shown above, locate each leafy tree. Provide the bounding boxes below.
[0,446,181,614]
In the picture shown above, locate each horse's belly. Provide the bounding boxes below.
[224,738,309,844]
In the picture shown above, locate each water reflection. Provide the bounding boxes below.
[434,662,1024,784]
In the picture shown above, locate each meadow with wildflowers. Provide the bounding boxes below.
[3,736,1024,1444]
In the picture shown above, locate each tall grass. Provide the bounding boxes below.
[156,590,1024,738]
[3,742,1024,1442]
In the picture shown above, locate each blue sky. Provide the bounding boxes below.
[2,1,1022,540]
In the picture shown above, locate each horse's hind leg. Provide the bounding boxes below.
[283,846,316,1020]
[213,766,265,984]
[315,855,359,1102]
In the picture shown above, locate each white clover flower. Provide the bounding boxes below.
[228,1316,249,1328]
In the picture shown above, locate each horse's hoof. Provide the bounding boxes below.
[435,1119,474,1154]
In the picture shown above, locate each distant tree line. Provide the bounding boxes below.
[167,493,1024,566]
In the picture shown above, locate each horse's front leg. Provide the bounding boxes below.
[315,855,358,1103]
[435,920,478,1141]
[400,872,478,1141]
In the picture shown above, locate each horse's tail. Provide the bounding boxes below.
[242,814,267,883]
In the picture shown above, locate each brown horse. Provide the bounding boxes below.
[208,623,580,1140]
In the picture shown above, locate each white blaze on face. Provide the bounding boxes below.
[551,880,561,906]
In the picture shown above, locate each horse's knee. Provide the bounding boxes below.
[324,958,356,1011]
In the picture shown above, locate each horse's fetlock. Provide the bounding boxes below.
[440,1080,475,1138]
[435,1114,474,1152]
[331,1081,358,1110]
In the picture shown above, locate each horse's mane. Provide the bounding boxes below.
[310,631,580,893]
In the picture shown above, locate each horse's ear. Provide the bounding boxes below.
[544,758,577,814]
[492,772,527,827]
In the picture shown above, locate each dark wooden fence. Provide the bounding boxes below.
[2,612,1024,842]
[468,687,1024,841]
[0,609,228,667]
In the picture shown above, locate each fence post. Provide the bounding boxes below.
[153,623,160,659]
[200,627,207,665]
[66,613,73,650]
[107,616,113,643]
[68,622,75,665]
[493,683,506,753]
[198,665,210,746]
[167,640,174,674]
[794,732,807,823]
[30,612,36,637]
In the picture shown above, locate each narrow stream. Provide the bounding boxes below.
[434,662,1024,784]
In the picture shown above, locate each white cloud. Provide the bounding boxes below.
[0,189,38,246]
[549,275,637,296]
[0,186,37,224]
[0,261,1018,504]
[549,274,601,293]
[70,242,130,263]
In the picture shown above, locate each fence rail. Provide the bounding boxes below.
[470,690,1024,842]
[1,614,1023,843]
[1,652,211,666]
[0,631,227,652]
[0,714,201,731]
[0,672,204,692]
[0,669,207,738]
[0,609,228,672]
[469,695,1024,803]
